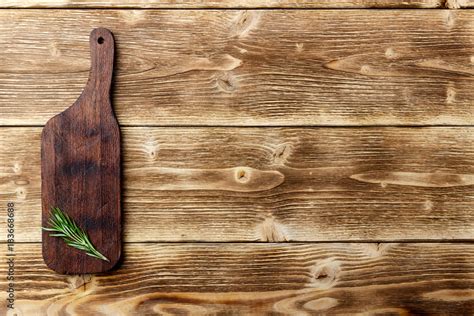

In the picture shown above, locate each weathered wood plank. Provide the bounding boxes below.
[1,127,473,242]
[446,0,474,8]
[0,243,473,315]
[0,0,447,8]
[0,10,472,126]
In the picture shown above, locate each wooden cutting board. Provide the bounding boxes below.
[41,28,121,274]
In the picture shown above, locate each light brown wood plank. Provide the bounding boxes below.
[0,243,473,314]
[446,0,474,8]
[1,127,473,242]
[0,0,447,8]
[0,10,472,126]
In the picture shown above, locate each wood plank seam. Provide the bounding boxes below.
[0,0,473,9]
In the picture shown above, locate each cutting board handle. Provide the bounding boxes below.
[87,28,114,97]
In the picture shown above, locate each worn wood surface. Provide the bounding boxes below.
[41,28,121,274]
[0,243,473,315]
[0,10,473,126]
[0,5,473,315]
[445,0,474,7]
[1,127,473,242]
[2,0,466,8]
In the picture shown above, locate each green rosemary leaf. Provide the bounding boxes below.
[49,233,67,237]
[42,207,109,262]
[42,227,58,232]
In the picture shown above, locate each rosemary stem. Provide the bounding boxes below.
[42,207,109,262]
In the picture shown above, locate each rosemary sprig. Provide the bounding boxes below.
[42,207,109,262]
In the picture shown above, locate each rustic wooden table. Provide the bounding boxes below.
[0,1,473,315]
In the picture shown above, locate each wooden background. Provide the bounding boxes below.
[0,1,473,315]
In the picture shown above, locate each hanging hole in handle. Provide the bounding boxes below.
[98,37,104,44]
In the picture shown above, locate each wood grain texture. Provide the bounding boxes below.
[0,0,449,8]
[445,0,474,8]
[1,127,473,242]
[0,243,473,315]
[41,28,121,274]
[0,10,473,126]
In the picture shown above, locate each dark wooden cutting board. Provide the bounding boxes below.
[41,28,121,274]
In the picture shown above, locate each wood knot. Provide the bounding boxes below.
[13,163,22,174]
[273,143,292,165]
[15,187,26,200]
[385,48,397,59]
[68,274,97,294]
[49,42,61,57]
[360,65,372,75]
[445,0,464,9]
[236,168,249,183]
[446,85,456,104]
[120,10,147,25]
[231,11,260,38]
[216,72,237,93]
[362,243,394,258]
[82,274,96,292]
[310,258,340,289]
[135,166,284,192]
[424,200,434,211]
[142,139,160,160]
[258,216,288,242]
[296,43,304,53]
[67,275,86,290]
[444,10,456,29]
